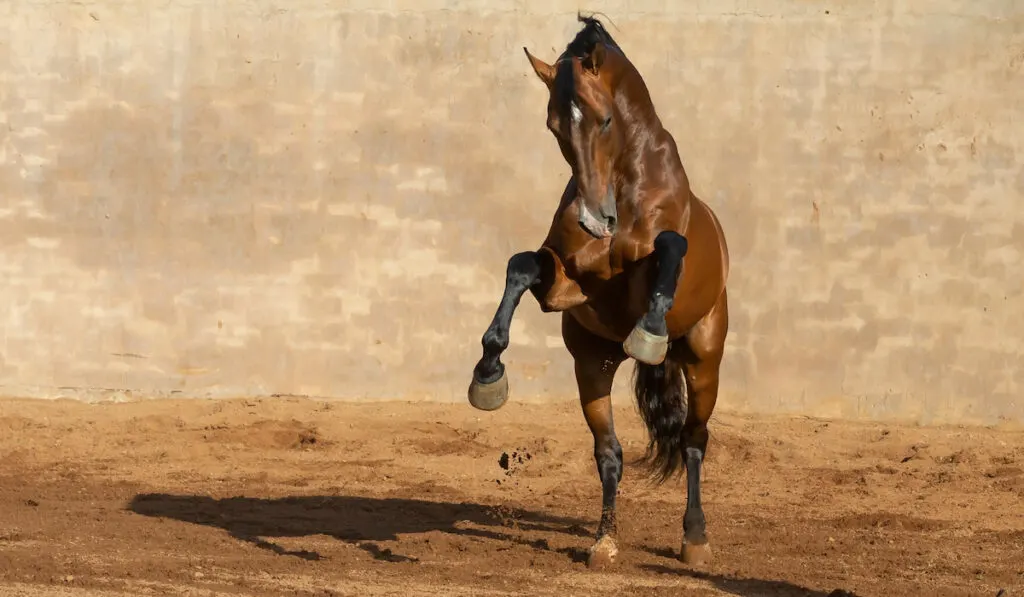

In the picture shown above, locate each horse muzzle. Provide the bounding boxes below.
[577,187,618,239]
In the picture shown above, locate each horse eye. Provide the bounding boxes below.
[601,116,612,132]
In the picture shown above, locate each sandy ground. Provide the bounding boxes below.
[0,396,1021,597]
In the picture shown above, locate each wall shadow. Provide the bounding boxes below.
[128,493,593,563]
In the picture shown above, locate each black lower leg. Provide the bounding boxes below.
[638,231,688,336]
[595,435,624,538]
[682,425,709,545]
[473,252,541,384]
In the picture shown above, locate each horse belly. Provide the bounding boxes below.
[566,305,632,343]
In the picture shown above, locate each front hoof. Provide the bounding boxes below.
[468,371,509,411]
[623,324,668,365]
[587,536,619,570]
[680,540,712,567]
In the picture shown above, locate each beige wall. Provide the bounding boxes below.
[1,1,1021,425]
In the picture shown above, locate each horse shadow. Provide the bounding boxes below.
[640,546,861,597]
[127,492,593,563]
[128,493,858,596]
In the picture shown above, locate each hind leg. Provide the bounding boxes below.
[562,313,627,569]
[678,288,728,566]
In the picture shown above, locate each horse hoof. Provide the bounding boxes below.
[680,540,712,567]
[468,371,509,411]
[623,324,668,365]
[587,536,618,570]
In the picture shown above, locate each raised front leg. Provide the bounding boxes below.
[623,230,688,365]
[468,252,541,411]
[562,313,626,570]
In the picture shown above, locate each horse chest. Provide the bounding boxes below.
[563,250,612,281]
[570,256,653,325]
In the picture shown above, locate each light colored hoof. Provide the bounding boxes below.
[680,540,712,567]
[623,324,668,365]
[468,370,509,411]
[587,536,619,570]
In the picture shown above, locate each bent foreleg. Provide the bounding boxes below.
[468,252,541,410]
[623,231,688,365]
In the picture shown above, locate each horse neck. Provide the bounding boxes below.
[612,77,685,192]
[608,57,680,160]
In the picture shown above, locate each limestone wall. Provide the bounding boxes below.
[1,1,1021,424]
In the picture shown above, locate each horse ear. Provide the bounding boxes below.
[523,47,555,88]
[583,43,606,75]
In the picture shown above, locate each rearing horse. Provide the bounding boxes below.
[468,16,730,569]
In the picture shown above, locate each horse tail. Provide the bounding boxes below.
[632,352,687,483]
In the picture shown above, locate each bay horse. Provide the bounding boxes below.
[467,16,730,569]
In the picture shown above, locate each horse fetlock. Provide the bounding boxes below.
[468,367,509,411]
[639,312,670,338]
[482,329,510,353]
[623,322,669,365]
[587,535,619,570]
[683,508,707,538]
[643,295,673,333]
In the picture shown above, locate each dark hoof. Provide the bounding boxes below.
[468,371,509,411]
[680,540,712,567]
[623,324,668,365]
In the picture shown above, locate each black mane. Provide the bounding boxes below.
[552,14,630,114]
[564,14,621,59]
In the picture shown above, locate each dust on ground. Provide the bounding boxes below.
[0,396,1021,596]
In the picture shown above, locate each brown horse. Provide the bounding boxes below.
[467,16,730,569]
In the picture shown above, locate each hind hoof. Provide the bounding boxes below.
[623,324,668,365]
[468,371,509,411]
[587,536,618,570]
[680,540,712,567]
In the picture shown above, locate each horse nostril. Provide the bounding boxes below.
[606,215,617,231]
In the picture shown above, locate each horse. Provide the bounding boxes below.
[467,15,731,569]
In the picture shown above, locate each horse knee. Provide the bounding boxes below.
[506,251,541,285]
[654,230,688,257]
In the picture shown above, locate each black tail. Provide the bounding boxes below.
[632,353,687,483]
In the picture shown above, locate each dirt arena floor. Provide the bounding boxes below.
[0,396,1021,597]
